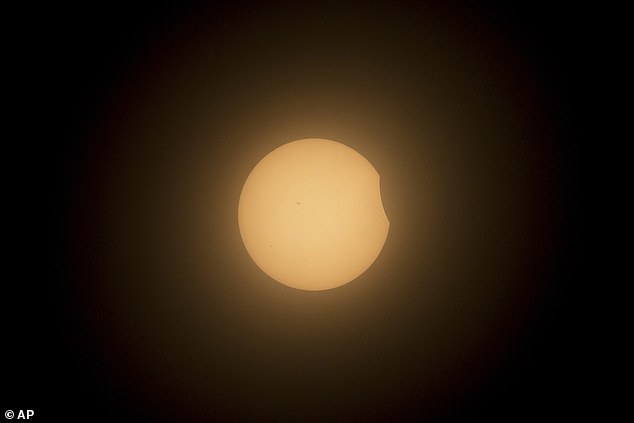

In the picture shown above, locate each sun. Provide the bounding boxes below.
[238,138,389,291]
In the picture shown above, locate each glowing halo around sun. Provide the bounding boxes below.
[238,138,390,291]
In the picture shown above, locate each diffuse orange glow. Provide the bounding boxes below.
[66,2,567,420]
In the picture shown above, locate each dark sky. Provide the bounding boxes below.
[6,1,586,421]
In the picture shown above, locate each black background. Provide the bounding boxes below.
[6,1,587,421]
